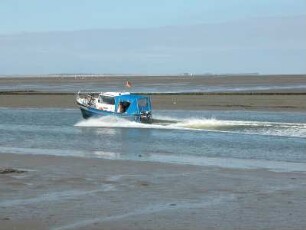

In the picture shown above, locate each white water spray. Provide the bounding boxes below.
[74,115,306,138]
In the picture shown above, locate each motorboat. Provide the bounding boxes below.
[76,91,152,123]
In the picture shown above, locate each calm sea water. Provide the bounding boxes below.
[1,108,305,172]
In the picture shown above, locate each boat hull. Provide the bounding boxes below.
[78,104,151,123]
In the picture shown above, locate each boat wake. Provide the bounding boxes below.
[74,115,306,138]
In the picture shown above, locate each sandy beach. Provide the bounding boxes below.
[1,153,306,230]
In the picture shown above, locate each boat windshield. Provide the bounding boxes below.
[101,96,115,105]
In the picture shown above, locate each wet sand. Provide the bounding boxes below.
[1,153,306,230]
[1,92,306,111]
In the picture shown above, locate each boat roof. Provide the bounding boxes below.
[99,92,130,97]
[99,92,149,101]
[117,94,149,100]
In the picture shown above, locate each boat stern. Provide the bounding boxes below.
[140,111,152,123]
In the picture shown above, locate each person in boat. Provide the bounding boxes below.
[117,101,131,113]
[87,94,95,106]
[117,102,124,113]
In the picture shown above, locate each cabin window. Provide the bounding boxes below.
[138,98,147,107]
[101,96,115,105]
[118,101,130,113]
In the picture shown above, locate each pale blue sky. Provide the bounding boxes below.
[1,0,306,34]
[0,0,305,74]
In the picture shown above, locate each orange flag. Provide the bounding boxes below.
[125,81,132,88]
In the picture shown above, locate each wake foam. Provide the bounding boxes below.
[75,116,306,138]
[173,119,306,138]
[75,116,176,130]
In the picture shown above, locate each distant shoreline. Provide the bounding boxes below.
[0,74,306,80]
[1,90,306,96]
[1,74,306,93]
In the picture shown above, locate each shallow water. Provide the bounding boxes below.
[0,108,305,171]
[1,81,306,93]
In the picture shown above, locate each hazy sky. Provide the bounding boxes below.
[0,0,305,75]
[1,0,305,33]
